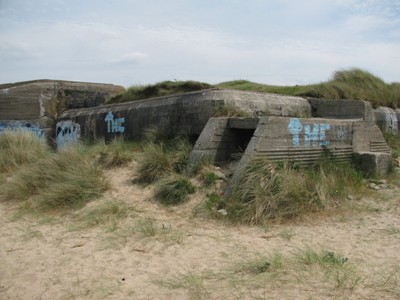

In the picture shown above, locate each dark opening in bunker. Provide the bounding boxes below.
[228,128,255,162]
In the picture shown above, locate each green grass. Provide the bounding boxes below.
[234,253,284,275]
[204,192,224,211]
[295,246,361,291]
[0,130,50,173]
[296,246,348,267]
[212,104,251,118]
[201,172,219,187]
[156,174,196,205]
[157,271,209,300]
[107,69,400,108]
[384,133,400,158]
[89,137,140,168]
[226,157,364,224]
[135,137,193,184]
[71,200,134,231]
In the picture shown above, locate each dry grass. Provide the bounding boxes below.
[0,130,49,173]
[0,144,109,211]
[226,158,364,224]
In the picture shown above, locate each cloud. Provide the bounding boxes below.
[0,42,41,62]
[111,51,148,65]
[0,0,399,86]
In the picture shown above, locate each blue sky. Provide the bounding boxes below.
[0,0,399,87]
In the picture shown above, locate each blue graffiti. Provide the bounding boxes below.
[56,121,80,149]
[304,124,319,147]
[288,118,330,147]
[0,122,43,137]
[288,118,303,147]
[319,123,331,146]
[105,112,125,133]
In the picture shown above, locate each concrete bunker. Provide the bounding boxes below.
[0,82,394,177]
[188,115,391,178]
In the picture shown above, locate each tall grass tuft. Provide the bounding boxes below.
[90,137,139,168]
[156,174,196,205]
[0,130,49,173]
[0,144,109,211]
[135,137,193,184]
[226,157,363,224]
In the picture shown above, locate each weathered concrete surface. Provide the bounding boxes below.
[56,120,81,149]
[209,116,392,184]
[374,107,398,135]
[0,80,124,139]
[0,120,46,137]
[308,98,375,121]
[58,89,312,142]
[353,121,391,153]
[231,117,356,170]
[353,152,392,177]
[188,117,259,169]
[0,79,125,119]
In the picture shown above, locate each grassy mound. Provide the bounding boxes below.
[108,80,213,104]
[226,157,363,224]
[218,68,400,108]
[0,141,109,211]
[135,136,192,184]
[108,68,399,108]
[134,130,196,204]
[156,174,196,205]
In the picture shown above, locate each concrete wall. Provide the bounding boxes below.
[0,120,46,137]
[373,107,399,135]
[58,89,312,144]
[308,98,375,121]
[188,116,393,183]
[0,80,124,140]
[229,117,357,176]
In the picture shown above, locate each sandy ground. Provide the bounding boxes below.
[1,163,400,300]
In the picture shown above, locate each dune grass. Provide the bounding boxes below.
[107,68,399,108]
[134,128,196,205]
[135,131,193,183]
[71,200,134,232]
[218,68,400,108]
[88,137,140,168]
[156,174,196,205]
[225,157,364,224]
[0,138,109,211]
[0,130,50,173]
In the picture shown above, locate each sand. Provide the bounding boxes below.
[1,163,400,299]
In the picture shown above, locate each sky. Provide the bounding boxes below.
[0,0,399,87]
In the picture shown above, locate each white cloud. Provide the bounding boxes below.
[0,41,41,62]
[111,51,148,65]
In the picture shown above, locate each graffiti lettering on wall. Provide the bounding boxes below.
[336,126,350,142]
[288,118,331,147]
[105,112,125,133]
[56,121,80,148]
[0,121,43,137]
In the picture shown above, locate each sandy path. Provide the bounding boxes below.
[1,164,399,299]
